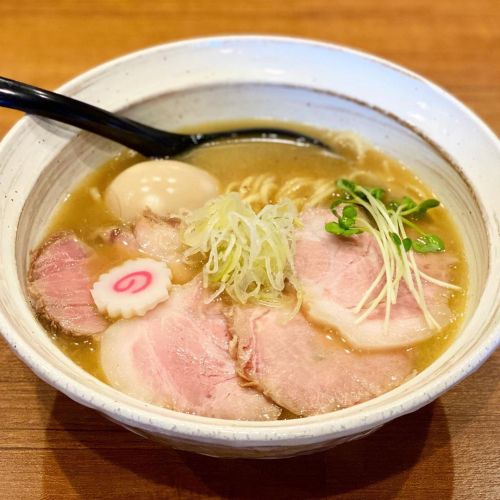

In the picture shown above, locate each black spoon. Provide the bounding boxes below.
[0,76,328,157]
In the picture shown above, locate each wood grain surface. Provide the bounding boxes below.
[0,1,498,498]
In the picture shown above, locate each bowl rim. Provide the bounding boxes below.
[0,34,499,445]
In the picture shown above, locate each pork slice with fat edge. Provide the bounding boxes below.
[28,232,108,336]
[295,207,455,350]
[100,278,281,420]
[230,305,415,416]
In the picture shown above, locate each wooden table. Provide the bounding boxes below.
[1,1,498,498]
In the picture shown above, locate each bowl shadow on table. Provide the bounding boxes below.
[39,387,455,499]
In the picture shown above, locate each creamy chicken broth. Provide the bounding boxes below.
[32,125,467,418]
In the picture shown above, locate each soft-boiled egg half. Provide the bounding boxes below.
[105,160,220,222]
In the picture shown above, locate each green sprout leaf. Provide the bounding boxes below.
[327,203,362,236]
[325,221,343,235]
[336,179,357,193]
[342,204,357,219]
[401,196,417,211]
[339,205,357,229]
[418,199,440,212]
[330,198,344,210]
[369,187,385,200]
[390,232,402,246]
[387,200,400,212]
[339,216,355,229]
[325,221,362,236]
[414,199,440,218]
[336,179,386,203]
[402,238,413,252]
[405,198,440,220]
[412,234,445,253]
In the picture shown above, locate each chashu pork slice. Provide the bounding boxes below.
[231,306,414,416]
[28,232,108,336]
[95,210,194,283]
[295,207,455,350]
[100,278,281,421]
[133,210,195,282]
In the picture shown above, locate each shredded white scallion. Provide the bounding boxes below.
[182,193,302,312]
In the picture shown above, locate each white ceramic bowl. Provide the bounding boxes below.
[0,36,498,459]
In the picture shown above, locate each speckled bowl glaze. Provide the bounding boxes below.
[0,36,498,459]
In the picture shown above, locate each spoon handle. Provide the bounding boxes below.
[0,76,193,157]
[0,76,329,157]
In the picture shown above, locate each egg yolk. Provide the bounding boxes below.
[105,160,220,222]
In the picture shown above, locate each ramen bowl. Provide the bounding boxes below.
[0,36,498,458]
